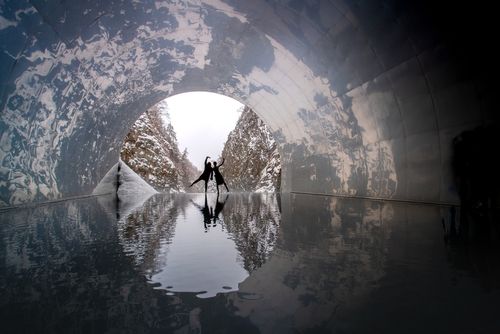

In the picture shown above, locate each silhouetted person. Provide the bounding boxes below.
[190,156,213,193]
[213,158,229,194]
[190,193,213,229]
[213,193,229,225]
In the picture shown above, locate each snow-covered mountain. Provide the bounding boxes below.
[120,103,199,192]
[221,106,281,192]
[121,104,280,193]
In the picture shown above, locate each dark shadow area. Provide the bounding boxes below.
[452,125,500,245]
[441,205,500,295]
[453,125,500,210]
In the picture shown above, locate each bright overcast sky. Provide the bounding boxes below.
[162,92,243,170]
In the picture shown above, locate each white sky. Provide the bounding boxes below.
[162,92,243,170]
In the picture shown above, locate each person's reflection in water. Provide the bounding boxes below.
[213,193,229,227]
[190,193,214,231]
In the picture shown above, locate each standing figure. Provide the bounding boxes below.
[190,156,213,193]
[212,158,229,194]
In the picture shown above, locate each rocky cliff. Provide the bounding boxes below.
[120,103,199,192]
[221,107,281,192]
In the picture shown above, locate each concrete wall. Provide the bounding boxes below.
[0,0,496,206]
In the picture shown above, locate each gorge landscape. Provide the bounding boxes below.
[120,101,281,193]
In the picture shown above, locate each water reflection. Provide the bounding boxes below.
[115,193,281,298]
[152,194,246,298]
[440,205,500,293]
[1,193,499,333]
[189,193,228,230]
[213,193,229,226]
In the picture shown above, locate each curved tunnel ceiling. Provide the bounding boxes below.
[0,0,496,206]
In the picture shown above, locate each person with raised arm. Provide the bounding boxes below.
[212,158,229,194]
[190,156,213,193]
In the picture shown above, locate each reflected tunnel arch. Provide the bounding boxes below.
[0,0,497,207]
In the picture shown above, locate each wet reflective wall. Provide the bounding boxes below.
[0,0,496,206]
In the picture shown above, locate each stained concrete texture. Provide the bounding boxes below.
[0,0,497,206]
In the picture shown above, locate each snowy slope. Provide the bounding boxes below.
[120,104,199,192]
[221,107,281,192]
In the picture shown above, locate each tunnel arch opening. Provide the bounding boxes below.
[116,91,283,194]
[1,0,495,207]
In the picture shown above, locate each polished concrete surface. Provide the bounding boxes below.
[0,1,497,206]
[1,193,499,333]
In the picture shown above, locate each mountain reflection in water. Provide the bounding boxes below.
[115,193,280,298]
[1,193,499,334]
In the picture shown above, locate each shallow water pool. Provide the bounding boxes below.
[1,193,499,333]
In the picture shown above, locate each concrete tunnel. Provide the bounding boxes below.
[0,0,497,207]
